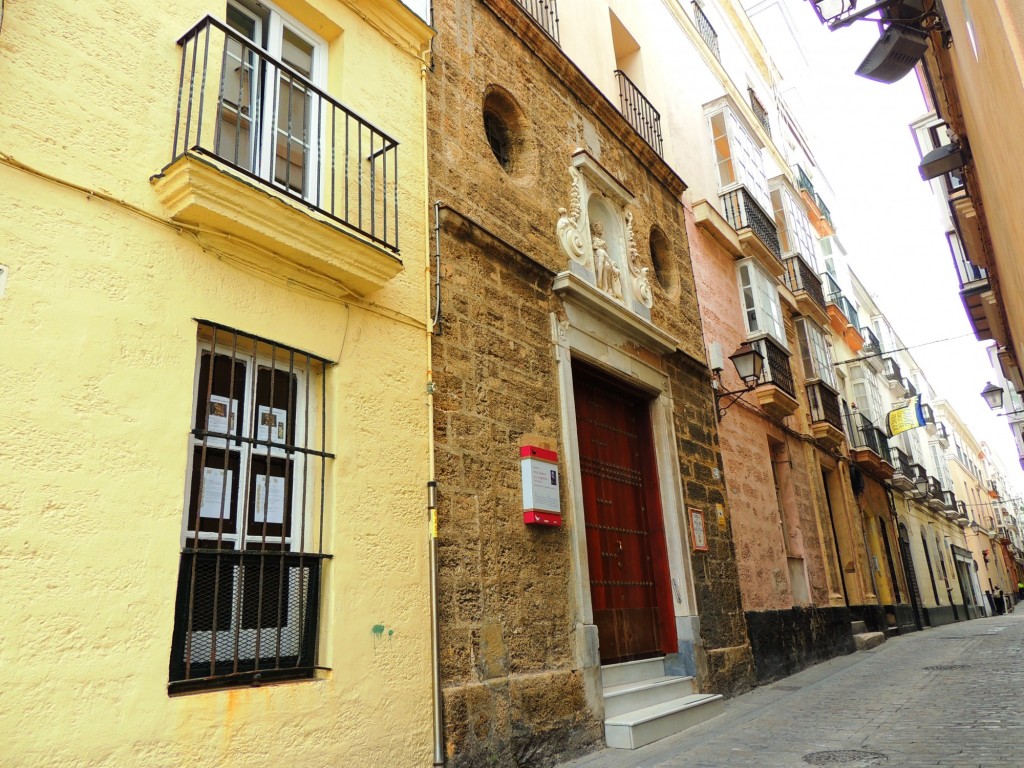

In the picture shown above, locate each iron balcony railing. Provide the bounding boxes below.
[171,16,400,252]
[921,403,935,424]
[815,193,833,228]
[860,326,881,356]
[749,88,771,137]
[514,0,560,44]
[831,293,860,330]
[891,446,914,479]
[720,187,782,260]
[807,381,843,431]
[693,3,721,61]
[750,336,795,398]
[783,254,826,312]
[943,489,957,511]
[855,413,892,464]
[883,356,903,384]
[957,500,969,518]
[935,422,949,441]
[903,378,917,399]
[927,476,944,502]
[614,70,663,156]
[794,164,815,198]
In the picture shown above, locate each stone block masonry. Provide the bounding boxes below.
[428,1,756,763]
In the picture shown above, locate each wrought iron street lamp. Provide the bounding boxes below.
[716,342,765,419]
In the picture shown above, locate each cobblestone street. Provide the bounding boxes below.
[560,614,1024,768]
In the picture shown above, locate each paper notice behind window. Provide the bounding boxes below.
[200,468,233,519]
[254,474,286,524]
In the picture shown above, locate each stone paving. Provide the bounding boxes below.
[558,614,1024,768]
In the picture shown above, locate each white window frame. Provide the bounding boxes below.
[737,258,786,349]
[707,105,770,212]
[795,318,835,388]
[220,0,327,201]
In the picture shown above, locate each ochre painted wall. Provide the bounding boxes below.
[0,1,434,765]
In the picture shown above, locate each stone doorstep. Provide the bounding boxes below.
[601,658,724,750]
[850,620,868,635]
[853,631,886,651]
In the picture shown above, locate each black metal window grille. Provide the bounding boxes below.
[514,0,560,44]
[748,88,770,138]
[169,321,333,693]
[170,15,400,253]
[693,3,720,62]
[614,70,664,156]
[720,186,782,260]
[750,335,796,398]
[891,446,914,479]
[483,110,512,171]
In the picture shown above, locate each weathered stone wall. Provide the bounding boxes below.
[665,355,757,698]
[744,606,854,684]
[427,0,754,763]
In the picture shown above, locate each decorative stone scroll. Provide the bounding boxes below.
[556,167,590,269]
[554,151,654,320]
[625,212,653,309]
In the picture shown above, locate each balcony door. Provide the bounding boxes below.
[217,0,323,200]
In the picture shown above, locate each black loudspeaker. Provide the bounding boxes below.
[855,26,929,83]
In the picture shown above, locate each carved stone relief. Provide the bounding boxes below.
[554,153,654,319]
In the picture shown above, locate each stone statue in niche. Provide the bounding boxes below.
[591,220,622,301]
[625,212,654,309]
[556,167,590,268]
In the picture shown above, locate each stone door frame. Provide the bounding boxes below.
[550,274,700,686]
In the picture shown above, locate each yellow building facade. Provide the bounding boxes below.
[0,1,435,765]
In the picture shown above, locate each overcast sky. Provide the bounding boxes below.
[759,1,1024,493]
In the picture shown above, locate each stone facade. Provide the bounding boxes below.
[427,0,753,764]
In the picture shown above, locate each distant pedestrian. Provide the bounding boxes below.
[995,587,1006,615]
[1017,581,1023,600]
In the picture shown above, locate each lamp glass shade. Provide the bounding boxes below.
[729,342,764,386]
[914,477,929,497]
[981,382,1005,410]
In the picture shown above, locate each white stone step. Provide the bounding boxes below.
[602,675,697,717]
[853,631,885,651]
[600,657,666,688]
[605,693,724,750]
[850,620,868,634]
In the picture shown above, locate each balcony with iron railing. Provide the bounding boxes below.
[890,447,917,492]
[514,0,560,44]
[815,193,833,229]
[903,378,917,399]
[749,88,771,137]
[935,422,950,446]
[783,253,827,319]
[693,3,721,61]
[749,336,799,418]
[795,164,815,198]
[807,382,845,448]
[720,187,782,263]
[943,489,958,513]
[859,326,883,373]
[851,413,894,478]
[614,71,663,156]
[155,16,403,296]
[883,357,903,386]
[830,294,860,331]
[926,476,946,511]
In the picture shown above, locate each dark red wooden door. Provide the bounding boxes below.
[573,364,676,664]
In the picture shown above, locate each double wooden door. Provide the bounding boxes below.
[573,364,676,664]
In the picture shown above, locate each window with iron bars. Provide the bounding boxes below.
[168,322,332,693]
